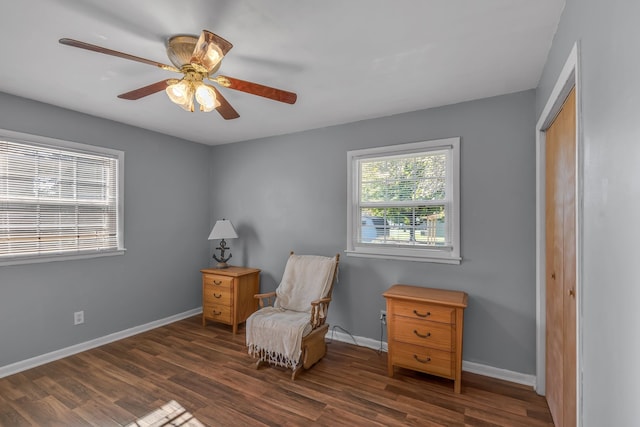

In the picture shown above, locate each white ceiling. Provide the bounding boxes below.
[0,0,564,146]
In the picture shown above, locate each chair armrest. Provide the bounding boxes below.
[254,291,277,308]
[310,297,332,328]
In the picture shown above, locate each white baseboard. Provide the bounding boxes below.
[0,308,202,379]
[328,328,388,352]
[328,329,536,388]
[461,360,536,387]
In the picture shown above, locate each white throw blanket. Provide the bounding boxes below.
[246,255,337,369]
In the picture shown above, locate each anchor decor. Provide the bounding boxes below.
[213,239,232,267]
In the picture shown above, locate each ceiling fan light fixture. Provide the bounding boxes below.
[195,83,219,112]
[204,45,223,68]
[60,30,295,120]
[166,79,195,112]
[191,31,226,73]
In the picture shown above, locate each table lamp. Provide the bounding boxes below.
[208,219,238,268]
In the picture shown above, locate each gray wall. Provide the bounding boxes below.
[0,93,211,368]
[536,0,640,424]
[210,90,538,375]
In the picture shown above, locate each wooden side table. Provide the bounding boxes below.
[200,266,260,334]
[383,284,468,393]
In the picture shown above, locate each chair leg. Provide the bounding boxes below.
[291,365,303,380]
[291,347,307,380]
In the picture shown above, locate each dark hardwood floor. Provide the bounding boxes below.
[0,316,553,426]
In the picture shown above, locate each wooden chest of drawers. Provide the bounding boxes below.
[383,284,468,393]
[200,266,260,334]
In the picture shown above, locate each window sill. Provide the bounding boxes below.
[344,249,461,265]
[0,249,126,267]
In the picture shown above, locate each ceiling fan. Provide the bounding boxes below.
[59,30,297,120]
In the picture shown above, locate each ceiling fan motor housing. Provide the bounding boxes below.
[166,35,199,68]
[166,34,223,75]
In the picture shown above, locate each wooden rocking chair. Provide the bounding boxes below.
[246,251,339,379]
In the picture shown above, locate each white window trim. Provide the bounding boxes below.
[346,137,461,264]
[0,129,126,267]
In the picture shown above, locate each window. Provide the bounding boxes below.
[346,137,460,264]
[0,130,125,266]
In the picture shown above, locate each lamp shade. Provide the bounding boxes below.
[195,82,220,112]
[166,79,195,112]
[208,219,238,240]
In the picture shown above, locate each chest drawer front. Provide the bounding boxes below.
[392,342,453,378]
[202,304,232,323]
[392,300,454,324]
[391,318,453,351]
[203,275,233,289]
[203,282,232,306]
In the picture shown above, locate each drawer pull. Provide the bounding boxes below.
[213,280,223,285]
[413,330,431,339]
[213,293,222,298]
[413,355,431,364]
[212,310,222,316]
[413,309,431,318]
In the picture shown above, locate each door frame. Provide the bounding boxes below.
[535,42,582,423]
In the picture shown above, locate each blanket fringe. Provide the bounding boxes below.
[248,344,300,370]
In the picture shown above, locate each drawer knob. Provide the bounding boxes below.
[214,280,222,285]
[413,309,431,318]
[212,310,222,316]
[213,293,222,298]
[413,329,431,339]
[413,355,431,364]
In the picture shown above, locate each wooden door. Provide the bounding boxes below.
[545,87,576,427]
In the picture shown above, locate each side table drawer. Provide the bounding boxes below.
[203,275,233,289]
[203,282,232,306]
[391,317,454,351]
[392,300,454,324]
[203,304,232,324]
[392,342,454,378]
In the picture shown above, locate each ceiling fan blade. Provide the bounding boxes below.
[117,80,174,100]
[211,87,240,120]
[214,76,297,104]
[59,38,180,73]
[190,30,233,74]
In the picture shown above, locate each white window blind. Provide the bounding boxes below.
[359,149,449,243]
[0,134,124,264]
[347,137,461,264]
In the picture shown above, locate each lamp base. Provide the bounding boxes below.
[215,261,230,269]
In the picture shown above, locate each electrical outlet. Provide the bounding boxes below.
[379,309,387,325]
[74,310,84,325]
